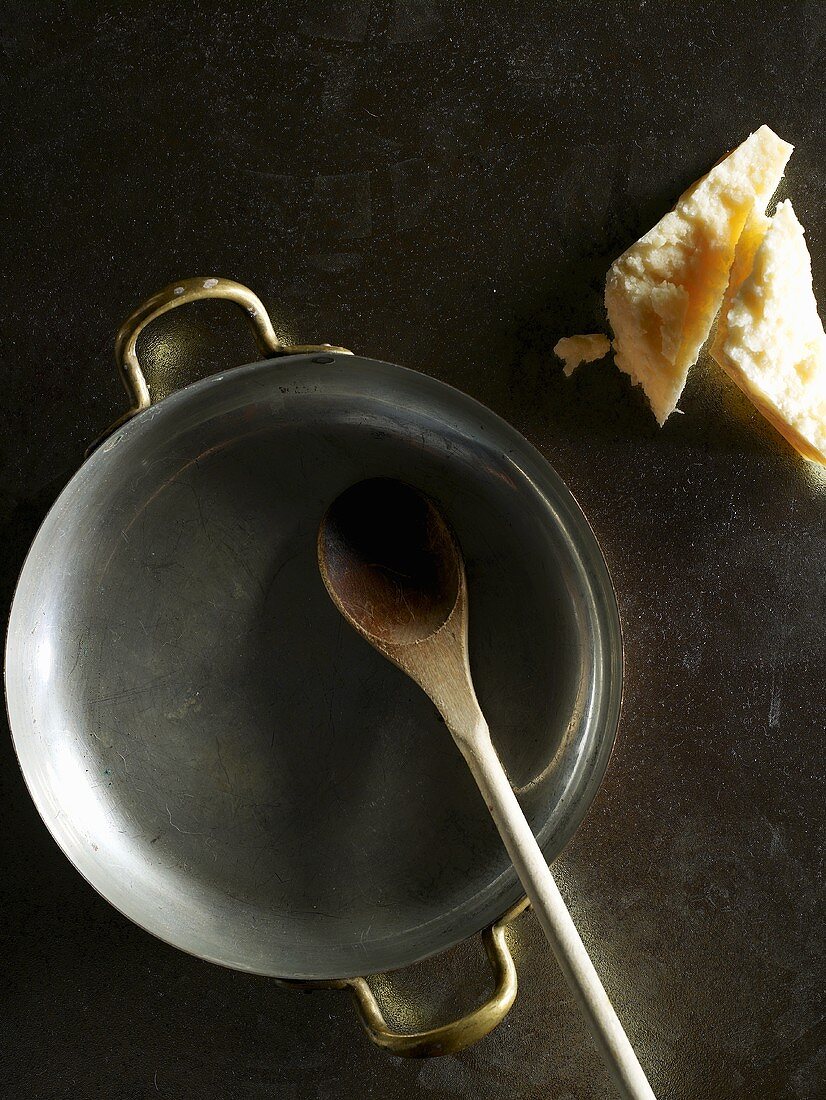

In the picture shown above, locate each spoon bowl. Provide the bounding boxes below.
[319,478,461,646]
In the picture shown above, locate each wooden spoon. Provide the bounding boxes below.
[318,478,655,1100]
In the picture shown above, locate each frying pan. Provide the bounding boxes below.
[5,278,622,1056]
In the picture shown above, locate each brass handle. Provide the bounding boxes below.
[88,275,350,455]
[282,898,529,1058]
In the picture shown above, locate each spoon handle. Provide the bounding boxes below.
[460,728,656,1100]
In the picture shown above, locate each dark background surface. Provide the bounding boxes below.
[1,2,824,1098]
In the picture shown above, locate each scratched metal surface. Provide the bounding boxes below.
[6,354,623,981]
[0,2,823,1099]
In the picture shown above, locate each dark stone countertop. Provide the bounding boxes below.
[1,3,823,1098]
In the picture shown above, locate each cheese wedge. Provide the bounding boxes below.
[711,200,826,464]
[606,125,793,424]
[554,333,611,376]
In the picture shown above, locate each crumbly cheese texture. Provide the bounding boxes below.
[606,125,793,424]
[554,333,611,376]
[711,200,826,464]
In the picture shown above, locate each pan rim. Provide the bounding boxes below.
[5,352,623,980]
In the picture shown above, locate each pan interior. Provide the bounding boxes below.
[6,356,621,979]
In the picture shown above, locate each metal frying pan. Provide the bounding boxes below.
[5,278,622,1055]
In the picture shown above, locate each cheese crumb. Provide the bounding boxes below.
[554,333,611,376]
[606,125,793,424]
[711,201,826,464]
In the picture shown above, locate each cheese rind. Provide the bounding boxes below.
[711,200,826,465]
[606,125,793,424]
[554,333,611,376]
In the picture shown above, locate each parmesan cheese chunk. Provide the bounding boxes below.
[711,200,826,464]
[606,125,793,424]
[554,333,611,376]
